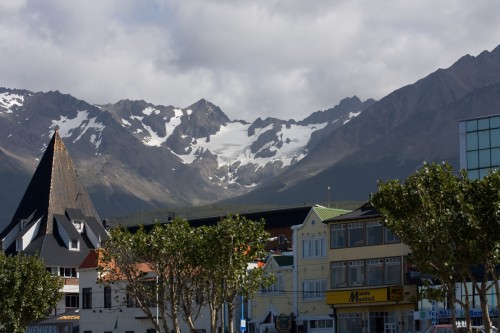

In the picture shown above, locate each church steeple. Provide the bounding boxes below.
[0,130,106,259]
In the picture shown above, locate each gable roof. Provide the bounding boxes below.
[272,255,294,267]
[312,206,350,221]
[324,202,380,223]
[0,130,107,266]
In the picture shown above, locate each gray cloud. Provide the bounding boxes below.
[0,0,499,121]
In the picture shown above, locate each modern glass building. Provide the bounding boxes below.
[459,114,500,179]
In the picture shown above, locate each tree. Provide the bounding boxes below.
[371,162,500,333]
[196,214,272,333]
[0,251,63,333]
[99,216,273,333]
[99,220,203,333]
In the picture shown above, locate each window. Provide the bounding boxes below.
[366,221,383,245]
[348,260,364,287]
[73,220,82,231]
[263,272,284,294]
[330,224,346,248]
[82,288,92,309]
[348,222,364,247]
[147,330,157,333]
[385,257,402,285]
[126,290,137,308]
[366,259,383,286]
[384,226,399,243]
[46,267,58,276]
[303,280,326,300]
[302,238,326,258]
[104,286,112,308]
[331,261,346,288]
[60,267,77,278]
[310,320,333,328]
[65,293,79,308]
[70,239,79,251]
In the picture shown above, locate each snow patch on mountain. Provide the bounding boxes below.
[0,92,25,113]
[175,121,328,168]
[343,111,361,125]
[50,110,105,152]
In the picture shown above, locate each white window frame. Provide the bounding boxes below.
[263,271,284,294]
[302,238,326,258]
[302,279,326,300]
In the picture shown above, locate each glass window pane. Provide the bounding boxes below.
[349,222,364,247]
[479,150,491,168]
[467,151,479,169]
[466,132,478,150]
[366,259,383,286]
[491,148,500,167]
[478,118,490,130]
[478,130,490,149]
[466,120,477,132]
[385,227,400,243]
[385,257,402,285]
[331,224,346,248]
[491,116,500,128]
[348,260,364,287]
[491,129,500,147]
[468,169,479,179]
[479,168,491,179]
[477,118,490,130]
[366,221,383,245]
[331,262,346,288]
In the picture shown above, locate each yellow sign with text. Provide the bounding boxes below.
[326,286,403,305]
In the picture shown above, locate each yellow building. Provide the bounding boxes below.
[249,206,349,333]
[324,202,418,333]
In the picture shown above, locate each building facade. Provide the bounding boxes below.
[249,206,349,333]
[0,130,108,316]
[325,203,418,333]
[459,114,500,179]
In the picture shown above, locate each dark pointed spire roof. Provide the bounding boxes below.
[0,130,107,264]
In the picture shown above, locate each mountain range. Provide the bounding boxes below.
[2,44,500,226]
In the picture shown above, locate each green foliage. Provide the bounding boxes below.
[99,215,271,333]
[0,252,63,333]
[371,162,500,330]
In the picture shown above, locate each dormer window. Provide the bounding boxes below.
[70,239,79,251]
[16,238,23,251]
[73,220,82,231]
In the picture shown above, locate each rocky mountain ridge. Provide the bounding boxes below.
[0,88,372,223]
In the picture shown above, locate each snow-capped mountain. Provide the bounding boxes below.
[0,88,373,222]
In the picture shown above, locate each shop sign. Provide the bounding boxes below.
[25,323,73,333]
[326,286,404,305]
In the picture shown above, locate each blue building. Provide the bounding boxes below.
[459,114,500,179]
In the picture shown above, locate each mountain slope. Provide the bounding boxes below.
[224,45,500,206]
[0,88,370,223]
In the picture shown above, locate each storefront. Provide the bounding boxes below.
[26,309,79,333]
[326,285,418,333]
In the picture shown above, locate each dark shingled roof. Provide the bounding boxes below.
[128,205,314,233]
[0,130,108,268]
[324,202,380,223]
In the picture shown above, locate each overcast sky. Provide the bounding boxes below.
[0,0,499,121]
